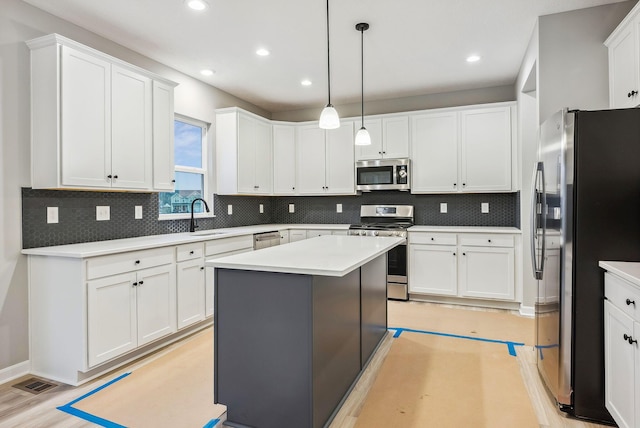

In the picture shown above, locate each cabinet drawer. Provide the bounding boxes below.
[458,234,514,248]
[409,232,457,246]
[605,272,640,322]
[205,235,254,256]
[87,247,174,280]
[176,243,204,262]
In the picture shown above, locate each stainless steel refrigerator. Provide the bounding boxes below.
[532,108,640,424]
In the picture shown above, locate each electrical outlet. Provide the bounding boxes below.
[289,204,295,213]
[440,203,447,214]
[96,206,110,221]
[47,207,59,224]
[336,204,342,213]
[259,204,264,214]
[135,205,143,219]
[481,202,489,213]
[227,205,233,215]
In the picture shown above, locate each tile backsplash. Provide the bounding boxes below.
[22,188,519,248]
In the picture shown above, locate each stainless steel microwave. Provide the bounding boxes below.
[356,158,410,191]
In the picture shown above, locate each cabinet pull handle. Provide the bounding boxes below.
[132,282,138,287]
[135,260,141,265]
[138,280,144,285]
[626,298,636,306]
[624,333,638,345]
[628,90,638,98]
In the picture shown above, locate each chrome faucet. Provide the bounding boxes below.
[189,198,210,232]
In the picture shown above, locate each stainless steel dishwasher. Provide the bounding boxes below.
[253,231,281,250]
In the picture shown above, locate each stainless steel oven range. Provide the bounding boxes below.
[348,205,413,300]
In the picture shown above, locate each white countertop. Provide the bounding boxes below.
[599,261,640,288]
[207,235,404,277]
[408,226,520,234]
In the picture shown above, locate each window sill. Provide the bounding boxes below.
[157,213,216,221]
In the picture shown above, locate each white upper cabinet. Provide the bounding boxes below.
[411,103,515,193]
[606,3,640,109]
[297,121,355,195]
[27,34,177,191]
[355,116,409,161]
[216,108,273,195]
[152,81,176,191]
[272,124,297,195]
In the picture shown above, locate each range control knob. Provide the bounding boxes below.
[372,231,379,236]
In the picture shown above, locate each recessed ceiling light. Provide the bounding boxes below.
[200,69,215,76]
[301,79,312,86]
[466,55,481,63]
[256,48,270,57]
[186,0,208,11]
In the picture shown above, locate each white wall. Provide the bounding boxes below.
[0,0,269,376]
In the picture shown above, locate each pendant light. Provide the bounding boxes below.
[319,0,340,129]
[354,22,371,146]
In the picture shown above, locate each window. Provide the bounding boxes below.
[158,116,210,219]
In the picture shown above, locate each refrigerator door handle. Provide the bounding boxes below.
[530,162,545,280]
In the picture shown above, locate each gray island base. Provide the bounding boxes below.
[209,235,402,428]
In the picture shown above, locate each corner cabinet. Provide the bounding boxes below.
[216,108,273,195]
[27,33,177,191]
[297,121,356,195]
[603,271,640,428]
[410,103,515,193]
[605,2,640,109]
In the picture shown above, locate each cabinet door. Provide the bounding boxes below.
[410,112,458,193]
[176,259,206,329]
[60,46,112,188]
[604,301,636,428]
[289,230,307,242]
[136,265,176,346]
[355,119,383,161]
[273,125,297,194]
[608,22,639,109]
[458,246,515,300]
[253,118,273,194]
[111,65,152,189]
[152,80,175,191]
[88,272,137,367]
[279,230,290,244]
[237,114,257,193]
[325,121,355,194]
[297,125,326,194]
[408,245,457,296]
[382,116,409,159]
[460,107,512,192]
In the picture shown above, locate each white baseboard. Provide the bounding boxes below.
[0,360,30,386]
[519,305,535,318]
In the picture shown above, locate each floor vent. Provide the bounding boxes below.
[12,378,58,395]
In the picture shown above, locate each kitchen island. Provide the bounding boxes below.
[207,235,404,428]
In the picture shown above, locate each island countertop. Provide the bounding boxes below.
[206,235,404,277]
[599,261,640,288]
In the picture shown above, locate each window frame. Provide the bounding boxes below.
[158,114,213,221]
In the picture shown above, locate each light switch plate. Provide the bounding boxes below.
[227,205,233,215]
[96,206,110,221]
[259,204,264,214]
[289,204,295,213]
[47,207,59,224]
[135,206,143,219]
[481,202,489,213]
[336,204,342,213]
[440,203,447,214]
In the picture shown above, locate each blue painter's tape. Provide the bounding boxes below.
[203,418,221,428]
[56,372,132,427]
[57,405,127,428]
[388,326,526,357]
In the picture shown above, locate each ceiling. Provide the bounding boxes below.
[22,0,628,113]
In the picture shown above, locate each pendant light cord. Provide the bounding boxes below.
[360,26,364,127]
[326,0,331,106]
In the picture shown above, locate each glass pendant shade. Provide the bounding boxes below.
[319,105,340,129]
[355,126,371,146]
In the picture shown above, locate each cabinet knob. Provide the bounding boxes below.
[135,260,141,265]
[462,183,466,187]
[132,282,138,287]
[113,175,118,179]
[107,175,112,180]
[627,90,638,98]
[488,239,492,243]
[190,250,194,255]
[378,151,382,155]
[453,252,456,256]
[200,266,205,271]
[626,298,636,306]
[431,237,434,241]
[463,252,466,256]
[171,179,176,183]
[383,151,386,154]
[292,187,295,190]
[138,280,144,285]
[624,333,638,345]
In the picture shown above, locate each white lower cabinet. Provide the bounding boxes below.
[88,264,176,367]
[279,230,290,244]
[289,230,307,242]
[603,271,640,428]
[176,258,206,329]
[409,232,516,302]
